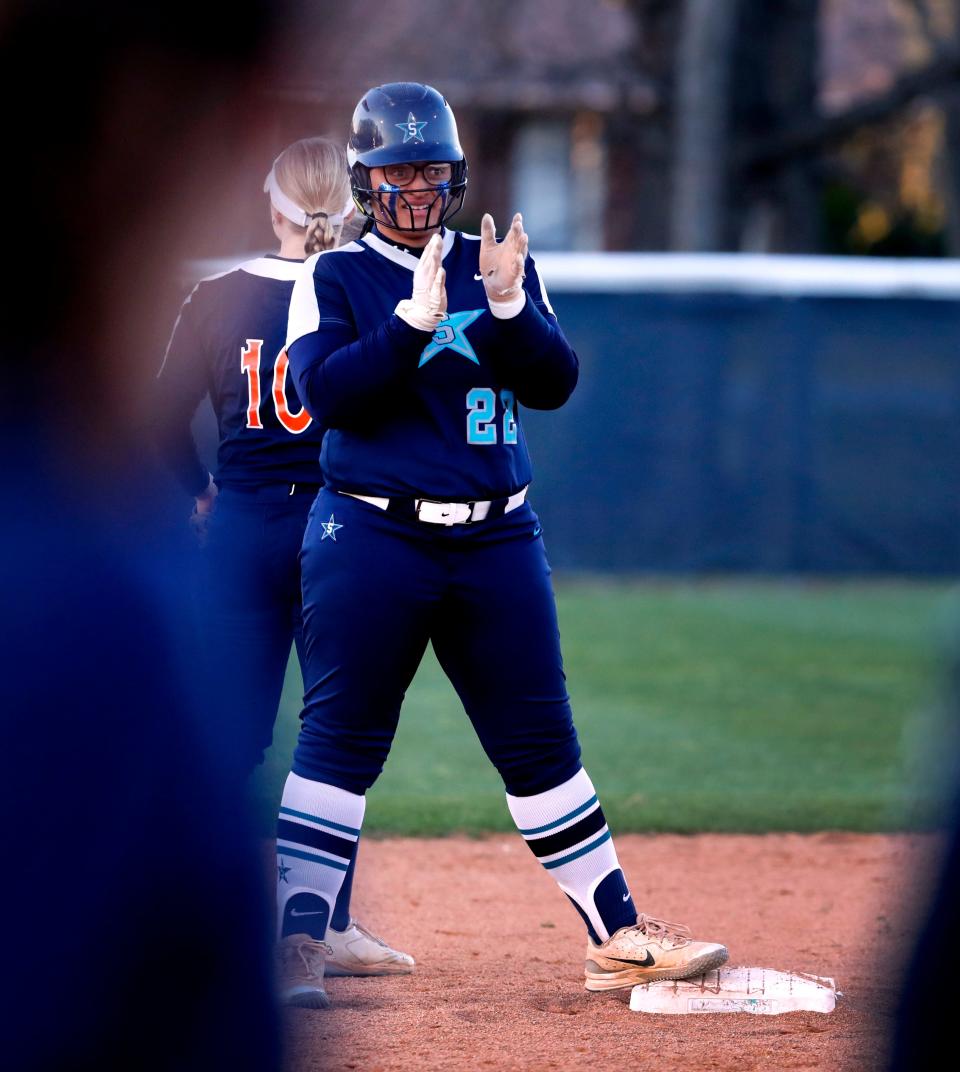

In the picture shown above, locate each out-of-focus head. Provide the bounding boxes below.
[0,0,295,476]
[347,82,468,235]
[264,137,354,255]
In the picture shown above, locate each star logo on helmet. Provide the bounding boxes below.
[419,309,486,367]
[396,112,428,143]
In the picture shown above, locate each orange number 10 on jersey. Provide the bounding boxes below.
[240,339,313,434]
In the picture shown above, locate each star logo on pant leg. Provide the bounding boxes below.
[320,514,343,541]
[419,309,486,367]
[278,858,292,884]
[396,112,428,143]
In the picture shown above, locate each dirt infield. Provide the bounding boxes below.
[283,833,938,1072]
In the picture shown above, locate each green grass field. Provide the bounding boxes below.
[250,580,958,835]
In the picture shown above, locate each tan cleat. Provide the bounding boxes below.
[325,919,415,977]
[276,933,332,1008]
[584,913,728,992]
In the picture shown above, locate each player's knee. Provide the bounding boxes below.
[290,757,375,795]
[496,737,583,797]
[292,734,390,794]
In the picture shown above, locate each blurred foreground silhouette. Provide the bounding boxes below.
[0,2,320,1067]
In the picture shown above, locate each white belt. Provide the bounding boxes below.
[340,486,528,526]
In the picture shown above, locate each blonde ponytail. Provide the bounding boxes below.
[271,137,352,255]
[304,212,338,255]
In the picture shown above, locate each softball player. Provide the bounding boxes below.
[155,137,413,986]
[275,84,728,1008]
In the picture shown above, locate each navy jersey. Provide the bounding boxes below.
[157,256,324,494]
[285,229,578,501]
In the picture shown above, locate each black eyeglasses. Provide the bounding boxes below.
[381,163,453,188]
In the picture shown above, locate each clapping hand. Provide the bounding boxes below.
[395,233,447,332]
[478,213,528,304]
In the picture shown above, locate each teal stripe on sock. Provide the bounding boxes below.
[276,845,350,872]
[517,795,599,837]
[542,829,611,870]
[279,806,361,837]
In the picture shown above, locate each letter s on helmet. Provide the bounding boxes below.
[347,82,468,232]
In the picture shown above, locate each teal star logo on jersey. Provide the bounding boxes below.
[278,858,292,884]
[396,112,428,143]
[320,514,343,541]
[419,309,486,367]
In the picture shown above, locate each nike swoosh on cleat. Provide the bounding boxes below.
[289,909,324,917]
[606,952,656,967]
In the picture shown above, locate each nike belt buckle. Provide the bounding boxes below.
[416,499,474,525]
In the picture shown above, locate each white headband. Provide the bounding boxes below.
[263,163,354,228]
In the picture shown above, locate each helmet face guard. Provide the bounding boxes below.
[350,160,467,232]
[347,82,468,233]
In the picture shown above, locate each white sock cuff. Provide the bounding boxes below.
[281,773,366,831]
[505,767,596,832]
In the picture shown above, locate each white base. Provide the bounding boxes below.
[629,967,839,1015]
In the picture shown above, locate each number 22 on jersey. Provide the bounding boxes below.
[240,339,312,434]
[466,387,517,445]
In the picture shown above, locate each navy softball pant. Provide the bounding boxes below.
[200,484,313,776]
[200,482,358,926]
[292,487,583,797]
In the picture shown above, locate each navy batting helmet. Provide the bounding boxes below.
[347,82,468,232]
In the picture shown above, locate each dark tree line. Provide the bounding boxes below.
[621,0,960,254]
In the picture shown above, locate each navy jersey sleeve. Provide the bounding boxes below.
[154,287,210,496]
[286,255,433,427]
[485,254,579,410]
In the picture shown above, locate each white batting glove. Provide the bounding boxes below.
[394,233,448,332]
[479,212,528,318]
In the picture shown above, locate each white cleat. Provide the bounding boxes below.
[324,919,415,977]
[276,933,332,1008]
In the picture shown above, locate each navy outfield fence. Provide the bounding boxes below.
[187,253,960,575]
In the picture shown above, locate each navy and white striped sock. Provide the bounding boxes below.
[507,767,637,943]
[276,773,365,942]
